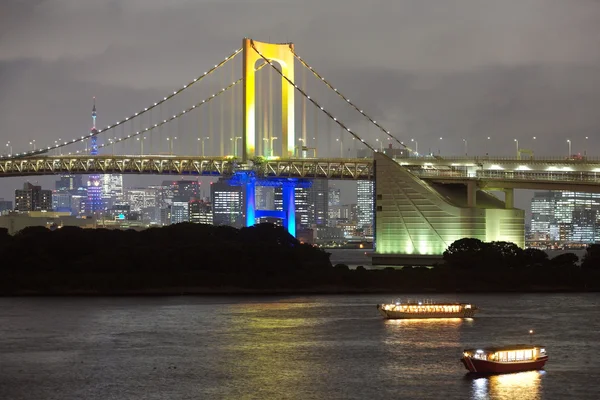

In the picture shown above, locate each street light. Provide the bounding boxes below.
[375,138,383,152]
[29,140,36,151]
[463,138,468,156]
[585,136,589,156]
[136,136,146,155]
[231,136,242,157]
[438,137,442,155]
[411,138,418,154]
[5,141,12,156]
[567,139,571,156]
[336,138,343,157]
[269,136,278,157]
[298,138,306,157]
[514,139,519,157]
[198,137,210,156]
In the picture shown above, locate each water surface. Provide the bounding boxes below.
[0,294,598,399]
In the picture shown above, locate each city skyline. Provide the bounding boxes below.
[2,1,600,214]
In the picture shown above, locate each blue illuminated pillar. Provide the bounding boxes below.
[282,182,296,237]
[245,175,256,227]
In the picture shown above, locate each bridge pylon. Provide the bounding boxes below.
[242,38,295,162]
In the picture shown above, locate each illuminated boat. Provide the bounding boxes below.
[377,300,478,319]
[461,345,548,374]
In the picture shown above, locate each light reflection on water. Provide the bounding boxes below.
[470,370,543,400]
[0,294,598,399]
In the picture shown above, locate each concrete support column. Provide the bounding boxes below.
[282,183,296,237]
[504,188,514,209]
[467,181,477,208]
[245,176,256,227]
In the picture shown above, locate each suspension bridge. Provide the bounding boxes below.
[2,38,599,263]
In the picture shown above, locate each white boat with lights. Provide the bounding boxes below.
[377,300,478,319]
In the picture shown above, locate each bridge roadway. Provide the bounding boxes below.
[0,155,374,180]
[1,154,600,191]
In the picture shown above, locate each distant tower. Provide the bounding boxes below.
[85,97,103,215]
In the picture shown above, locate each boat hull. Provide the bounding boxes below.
[378,307,477,319]
[461,356,548,374]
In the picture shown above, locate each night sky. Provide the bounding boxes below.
[1,0,600,212]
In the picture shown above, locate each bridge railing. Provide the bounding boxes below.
[411,168,600,183]
[410,155,600,163]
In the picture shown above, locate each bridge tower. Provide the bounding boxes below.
[239,38,299,236]
[242,38,295,161]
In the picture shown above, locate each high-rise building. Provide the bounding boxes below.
[255,186,275,210]
[530,191,600,242]
[309,179,328,227]
[164,180,202,202]
[328,187,341,207]
[274,186,311,228]
[357,180,374,230]
[189,200,213,225]
[530,192,558,238]
[15,183,52,212]
[171,197,190,224]
[85,98,103,215]
[211,178,244,228]
[125,188,158,212]
[102,174,124,208]
[55,175,83,192]
[52,191,72,213]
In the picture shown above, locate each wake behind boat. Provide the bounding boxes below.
[377,300,478,319]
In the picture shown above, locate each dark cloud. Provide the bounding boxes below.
[1,0,600,211]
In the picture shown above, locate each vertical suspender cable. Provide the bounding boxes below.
[269,63,273,156]
[220,64,225,158]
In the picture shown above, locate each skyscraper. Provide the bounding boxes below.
[189,200,213,225]
[530,191,600,242]
[55,175,83,192]
[357,180,374,230]
[211,178,244,228]
[309,179,328,226]
[102,174,124,208]
[328,187,341,207]
[530,192,558,239]
[85,98,103,216]
[274,186,311,228]
[15,183,52,212]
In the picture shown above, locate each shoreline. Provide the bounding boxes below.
[2,286,598,297]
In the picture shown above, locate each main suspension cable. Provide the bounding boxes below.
[291,49,413,154]
[250,41,376,154]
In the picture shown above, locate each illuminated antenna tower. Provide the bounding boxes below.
[85,97,102,215]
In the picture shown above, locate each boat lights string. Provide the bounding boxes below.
[250,41,376,155]
[1,48,243,159]
[291,48,414,154]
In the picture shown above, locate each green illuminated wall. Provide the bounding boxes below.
[374,152,524,256]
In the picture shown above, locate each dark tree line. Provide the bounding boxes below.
[0,227,598,294]
[443,238,600,270]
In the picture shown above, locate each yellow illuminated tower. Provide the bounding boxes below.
[242,38,295,161]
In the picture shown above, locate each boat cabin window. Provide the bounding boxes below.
[495,349,534,362]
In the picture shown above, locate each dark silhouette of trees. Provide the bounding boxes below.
[547,253,579,268]
[1,227,598,294]
[521,248,549,268]
[443,238,488,269]
[582,244,600,270]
